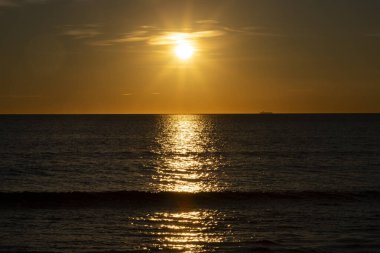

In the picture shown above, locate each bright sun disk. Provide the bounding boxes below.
[174,41,194,60]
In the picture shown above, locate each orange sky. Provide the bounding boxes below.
[1,0,380,114]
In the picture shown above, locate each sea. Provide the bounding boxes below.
[1,114,380,253]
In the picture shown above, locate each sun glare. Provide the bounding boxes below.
[174,40,194,60]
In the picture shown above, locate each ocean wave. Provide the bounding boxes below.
[1,190,379,209]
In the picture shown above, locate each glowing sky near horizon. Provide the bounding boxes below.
[0,0,380,114]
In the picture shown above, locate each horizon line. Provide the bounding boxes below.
[1,112,380,116]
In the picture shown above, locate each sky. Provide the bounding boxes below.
[0,0,380,114]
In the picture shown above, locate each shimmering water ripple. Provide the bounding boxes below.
[150,115,228,192]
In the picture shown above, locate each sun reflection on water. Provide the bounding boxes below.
[132,210,234,252]
[142,116,232,251]
[151,115,226,192]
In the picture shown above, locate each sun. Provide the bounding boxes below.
[174,40,194,60]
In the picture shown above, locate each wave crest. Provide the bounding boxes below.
[1,190,379,209]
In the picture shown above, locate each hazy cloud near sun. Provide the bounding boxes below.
[61,19,266,47]
[61,24,103,40]
[89,20,229,47]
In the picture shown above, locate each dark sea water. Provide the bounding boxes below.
[1,114,380,252]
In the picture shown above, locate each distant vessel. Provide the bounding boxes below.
[259,111,273,114]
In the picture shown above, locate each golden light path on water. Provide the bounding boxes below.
[146,115,232,252]
[132,210,234,252]
[151,115,226,192]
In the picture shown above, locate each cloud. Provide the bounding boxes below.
[62,29,102,39]
[147,30,225,46]
[62,20,278,47]
[61,24,102,39]
[220,25,283,37]
[196,19,220,25]
[106,30,151,43]
[92,21,229,47]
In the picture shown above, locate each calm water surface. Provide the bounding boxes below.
[1,114,380,252]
